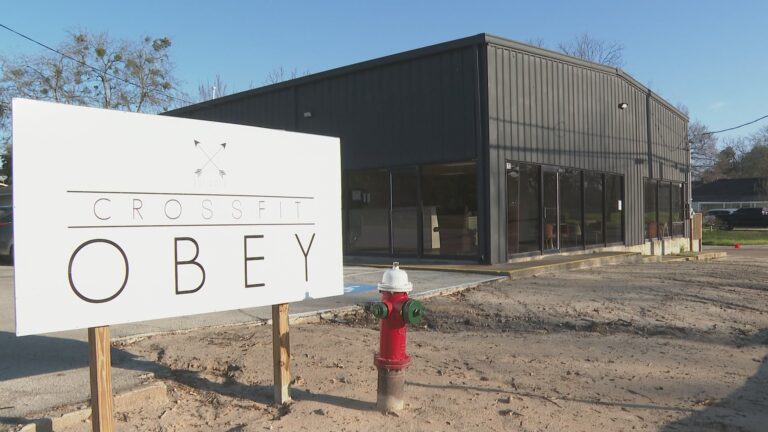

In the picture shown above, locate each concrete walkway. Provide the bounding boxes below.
[0,250,650,424]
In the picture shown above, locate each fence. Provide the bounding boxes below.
[694,201,768,212]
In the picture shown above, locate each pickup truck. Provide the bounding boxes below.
[716,207,768,230]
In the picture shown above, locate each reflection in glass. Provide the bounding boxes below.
[347,169,390,253]
[507,163,540,254]
[605,174,624,244]
[658,182,671,237]
[671,183,684,236]
[584,172,603,246]
[644,179,657,239]
[421,162,477,256]
[542,169,559,251]
[559,169,582,249]
[392,167,419,254]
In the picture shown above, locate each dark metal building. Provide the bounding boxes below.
[693,178,768,211]
[167,34,690,264]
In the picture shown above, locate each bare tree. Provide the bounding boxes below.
[750,124,768,147]
[264,66,310,85]
[525,37,547,48]
[197,74,229,101]
[739,142,768,178]
[1,30,183,113]
[0,30,185,182]
[558,33,624,67]
[678,105,718,180]
[687,120,719,180]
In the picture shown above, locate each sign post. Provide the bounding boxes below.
[272,303,291,404]
[12,99,343,428]
[88,326,114,432]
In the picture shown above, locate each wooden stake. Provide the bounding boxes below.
[692,213,703,252]
[88,326,114,432]
[272,303,291,404]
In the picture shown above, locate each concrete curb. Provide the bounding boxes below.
[644,251,728,263]
[113,319,268,344]
[361,252,642,277]
[288,277,507,324]
[409,277,507,299]
[501,253,643,279]
[291,253,644,323]
[19,382,167,432]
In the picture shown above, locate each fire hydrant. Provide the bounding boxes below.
[367,262,423,412]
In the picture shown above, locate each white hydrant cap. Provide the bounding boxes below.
[378,262,413,293]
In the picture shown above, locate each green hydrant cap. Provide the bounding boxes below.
[370,302,389,319]
[402,299,424,325]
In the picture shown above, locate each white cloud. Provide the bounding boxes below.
[708,101,727,111]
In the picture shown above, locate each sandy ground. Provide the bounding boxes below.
[28,250,768,431]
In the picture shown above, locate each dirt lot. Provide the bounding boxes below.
[48,249,768,431]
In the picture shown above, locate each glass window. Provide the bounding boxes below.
[584,172,604,246]
[605,174,624,244]
[644,179,657,239]
[559,168,582,249]
[658,182,672,237]
[347,169,390,253]
[671,183,684,237]
[507,162,540,254]
[543,169,559,251]
[421,161,478,256]
[391,167,419,254]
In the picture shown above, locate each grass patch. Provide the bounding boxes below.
[702,229,768,246]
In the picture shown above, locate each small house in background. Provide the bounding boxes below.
[167,34,691,263]
[693,177,768,211]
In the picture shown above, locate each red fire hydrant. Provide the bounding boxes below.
[367,262,423,412]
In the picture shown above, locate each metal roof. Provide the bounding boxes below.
[167,33,687,121]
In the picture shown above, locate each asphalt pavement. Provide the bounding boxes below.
[0,263,501,422]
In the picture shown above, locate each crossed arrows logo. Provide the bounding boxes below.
[194,139,227,178]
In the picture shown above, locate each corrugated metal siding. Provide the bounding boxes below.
[175,47,480,171]
[183,88,296,130]
[486,43,687,262]
[649,96,688,183]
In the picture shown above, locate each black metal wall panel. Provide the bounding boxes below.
[649,97,687,183]
[485,42,687,263]
[173,47,480,171]
[183,88,296,130]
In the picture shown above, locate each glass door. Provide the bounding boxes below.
[391,167,419,255]
[506,162,541,256]
[542,168,559,252]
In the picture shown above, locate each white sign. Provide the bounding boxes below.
[12,99,343,335]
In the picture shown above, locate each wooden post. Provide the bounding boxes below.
[689,217,694,253]
[692,213,703,252]
[88,326,114,432]
[272,303,291,404]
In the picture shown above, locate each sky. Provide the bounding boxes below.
[2,0,767,142]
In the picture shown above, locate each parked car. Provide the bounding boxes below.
[716,207,768,230]
[703,209,736,228]
[0,206,12,260]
